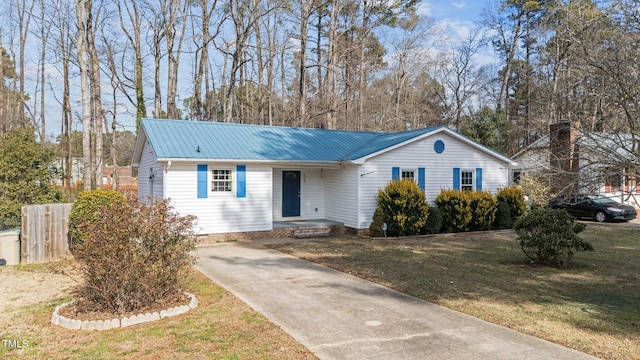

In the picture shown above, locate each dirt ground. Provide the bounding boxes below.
[0,261,81,331]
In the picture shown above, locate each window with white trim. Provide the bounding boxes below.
[461,170,473,191]
[211,169,232,192]
[401,170,416,180]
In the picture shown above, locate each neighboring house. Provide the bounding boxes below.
[513,121,640,207]
[50,157,84,185]
[132,118,517,237]
[102,166,136,188]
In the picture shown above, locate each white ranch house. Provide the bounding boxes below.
[132,118,517,237]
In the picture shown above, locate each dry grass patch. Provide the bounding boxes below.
[267,225,640,360]
[0,261,317,360]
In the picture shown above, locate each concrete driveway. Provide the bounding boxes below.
[195,241,598,360]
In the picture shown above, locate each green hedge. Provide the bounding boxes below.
[435,190,472,232]
[468,191,498,231]
[375,180,429,237]
[497,187,527,223]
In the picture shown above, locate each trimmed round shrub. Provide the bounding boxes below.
[368,207,385,237]
[514,208,593,267]
[497,186,527,222]
[493,200,513,229]
[468,191,498,231]
[424,206,443,234]
[376,180,429,237]
[436,190,472,232]
[68,189,127,250]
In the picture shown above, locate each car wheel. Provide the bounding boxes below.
[595,211,607,223]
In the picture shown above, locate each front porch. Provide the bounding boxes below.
[274,219,345,238]
[198,219,345,245]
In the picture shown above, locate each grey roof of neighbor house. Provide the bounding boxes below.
[513,131,639,164]
[133,118,517,165]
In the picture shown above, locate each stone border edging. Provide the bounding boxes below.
[51,292,198,331]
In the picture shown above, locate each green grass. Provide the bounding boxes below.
[1,269,317,360]
[268,224,640,360]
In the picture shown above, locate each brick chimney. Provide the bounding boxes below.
[549,121,580,194]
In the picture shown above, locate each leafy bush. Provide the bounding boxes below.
[376,180,429,237]
[436,190,472,232]
[368,207,385,237]
[493,201,513,229]
[468,191,498,231]
[0,127,63,230]
[69,189,127,250]
[516,174,552,209]
[73,198,197,314]
[497,187,527,222]
[514,208,593,267]
[423,206,443,234]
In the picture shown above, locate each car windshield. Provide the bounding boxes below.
[587,196,619,205]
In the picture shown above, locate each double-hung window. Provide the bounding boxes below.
[401,170,416,181]
[211,169,232,192]
[461,170,474,191]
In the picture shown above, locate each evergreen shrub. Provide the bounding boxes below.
[435,190,472,232]
[376,180,429,237]
[514,208,593,267]
[368,207,385,237]
[497,187,527,222]
[424,206,443,234]
[468,191,498,231]
[493,201,513,229]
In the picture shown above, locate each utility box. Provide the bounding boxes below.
[0,228,20,265]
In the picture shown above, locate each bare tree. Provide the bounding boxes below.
[13,0,36,127]
[75,0,92,190]
[117,0,147,130]
[162,0,188,119]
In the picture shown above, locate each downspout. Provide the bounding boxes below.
[164,161,172,200]
[18,228,22,264]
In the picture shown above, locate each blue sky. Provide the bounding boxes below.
[420,0,488,37]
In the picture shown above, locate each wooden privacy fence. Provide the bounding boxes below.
[21,203,72,264]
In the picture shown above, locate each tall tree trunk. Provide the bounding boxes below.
[297,0,311,127]
[86,0,103,188]
[75,0,92,191]
[16,0,35,126]
[39,0,47,142]
[0,33,5,136]
[164,0,187,119]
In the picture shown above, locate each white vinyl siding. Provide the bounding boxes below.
[137,141,164,203]
[272,168,326,221]
[325,166,359,228]
[358,132,510,230]
[165,163,272,234]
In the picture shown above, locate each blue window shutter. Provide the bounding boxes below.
[476,168,483,191]
[418,167,425,191]
[392,167,400,181]
[236,165,246,198]
[453,168,460,190]
[197,164,208,198]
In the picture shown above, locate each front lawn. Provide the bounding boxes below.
[0,264,317,360]
[268,224,640,360]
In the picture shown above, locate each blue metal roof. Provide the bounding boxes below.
[140,118,440,162]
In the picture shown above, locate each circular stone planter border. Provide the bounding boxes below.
[51,292,198,331]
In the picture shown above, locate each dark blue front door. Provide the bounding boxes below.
[282,171,301,217]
